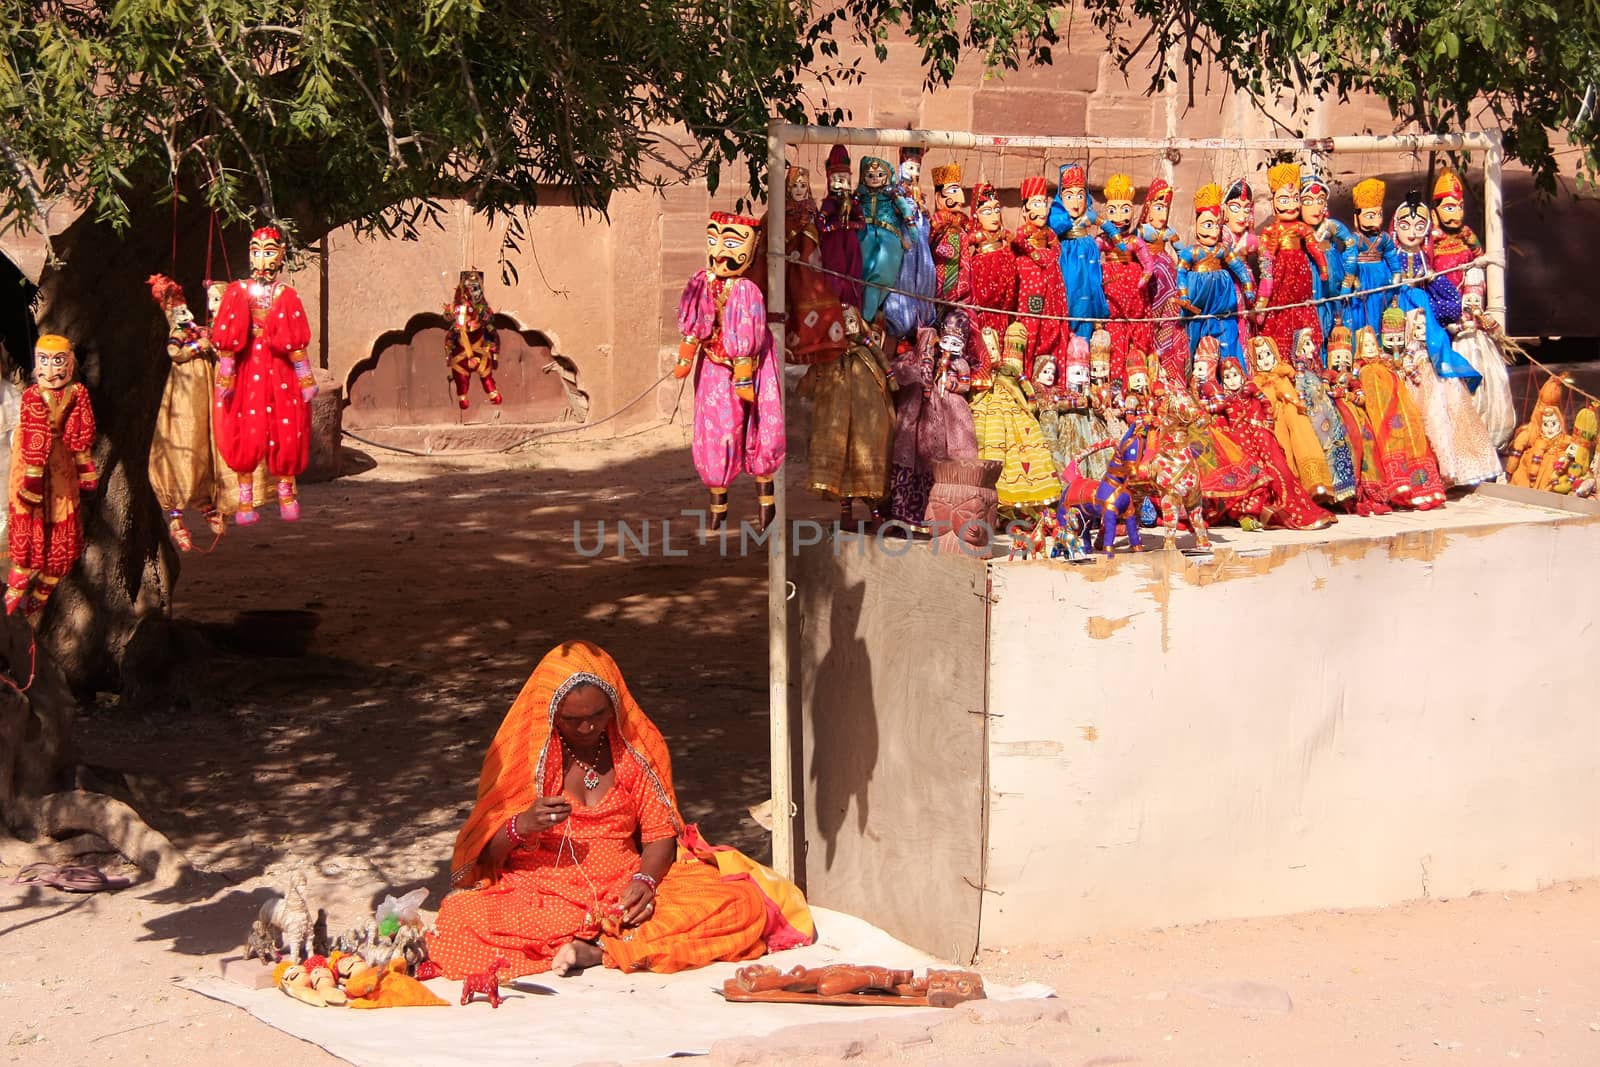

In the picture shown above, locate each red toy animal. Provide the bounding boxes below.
[460,956,508,1008]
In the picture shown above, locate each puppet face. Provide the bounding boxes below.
[974,199,1003,236]
[862,159,892,191]
[938,322,965,356]
[841,304,863,338]
[1090,353,1110,382]
[1272,186,1300,222]
[1058,186,1087,220]
[1103,198,1134,229]
[1329,347,1353,373]
[1035,358,1058,388]
[1224,197,1253,236]
[1405,309,1428,344]
[167,302,196,332]
[1022,194,1051,227]
[1392,207,1430,252]
[1065,362,1090,388]
[33,345,74,390]
[1191,357,1213,385]
[899,160,921,185]
[1356,206,1385,234]
[1300,190,1328,227]
[1252,338,1277,373]
[1127,368,1149,393]
[1463,289,1485,315]
[1381,327,1404,354]
[1195,214,1221,248]
[705,218,758,279]
[827,170,851,197]
[249,233,285,280]
[1144,198,1170,230]
[1355,331,1380,363]
[1295,331,1317,365]
[787,170,811,203]
[1542,410,1562,439]
[1221,362,1244,392]
[937,182,966,212]
[1435,197,1464,233]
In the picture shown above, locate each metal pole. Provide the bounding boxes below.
[1482,128,1508,330]
[764,119,794,881]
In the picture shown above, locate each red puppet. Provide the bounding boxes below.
[965,182,1018,390]
[1011,176,1067,381]
[444,269,503,410]
[6,335,97,619]
[210,226,317,524]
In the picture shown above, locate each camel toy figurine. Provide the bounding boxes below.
[461,956,508,1008]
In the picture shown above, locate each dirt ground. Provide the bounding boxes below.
[1,423,1597,1065]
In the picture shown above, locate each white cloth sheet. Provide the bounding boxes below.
[182,907,1054,1066]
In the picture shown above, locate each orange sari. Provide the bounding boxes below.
[428,641,814,979]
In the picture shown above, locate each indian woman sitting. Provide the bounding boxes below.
[427,640,814,980]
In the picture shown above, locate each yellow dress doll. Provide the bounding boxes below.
[1248,334,1336,500]
[970,323,1059,512]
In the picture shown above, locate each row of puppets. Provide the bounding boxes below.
[673,152,1595,551]
[0,229,509,623]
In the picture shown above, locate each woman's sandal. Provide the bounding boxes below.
[8,862,132,893]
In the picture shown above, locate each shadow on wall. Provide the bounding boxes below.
[0,254,38,376]
[343,312,588,430]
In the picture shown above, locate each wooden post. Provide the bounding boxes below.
[1483,128,1508,330]
[765,120,794,880]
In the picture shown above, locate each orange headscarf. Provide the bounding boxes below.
[448,640,681,888]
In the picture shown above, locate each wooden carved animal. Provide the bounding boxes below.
[461,956,508,1008]
[1060,430,1145,556]
[1129,391,1212,552]
[246,919,282,964]
[260,869,317,962]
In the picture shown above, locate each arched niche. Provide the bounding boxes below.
[343,312,587,430]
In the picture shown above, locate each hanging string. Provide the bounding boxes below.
[170,181,181,277]
[0,631,38,696]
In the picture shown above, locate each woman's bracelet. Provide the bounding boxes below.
[506,814,532,850]
[631,872,658,891]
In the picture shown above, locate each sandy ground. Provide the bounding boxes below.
[1,421,1598,1065]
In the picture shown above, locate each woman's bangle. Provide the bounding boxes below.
[506,814,531,850]
[631,872,658,891]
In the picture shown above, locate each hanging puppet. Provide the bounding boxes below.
[210,226,316,524]
[1300,171,1358,337]
[856,155,915,326]
[1134,178,1190,383]
[1249,335,1339,503]
[1046,163,1115,341]
[1365,309,1446,510]
[1426,170,1482,288]
[928,163,972,305]
[970,323,1059,514]
[965,182,1018,390]
[816,145,865,313]
[6,335,96,619]
[1011,175,1067,381]
[1506,377,1577,492]
[1221,178,1261,277]
[1389,190,1480,391]
[1400,306,1500,487]
[1254,162,1328,358]
[1047,335,1102,481]
[1321,325,1391,516]
[444,269,502,410]
[883,149,937,340]
[146,274,228,550]
[674,211,786,530]
[1082,329,1128,481]
[780,166,848,366]
[1347,178,1403,335]
[1096,174,1153,385]
[888,309,978,529]
[1178,183,1256,370]
[799,303,895,526]
[1290,326,1358,506]
[1446,266,1516,449]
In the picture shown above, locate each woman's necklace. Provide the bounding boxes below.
[567,731,609,791]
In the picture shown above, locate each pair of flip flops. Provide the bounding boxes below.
[7,862,132,893]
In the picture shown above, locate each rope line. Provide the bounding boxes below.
[785,250,1501,326]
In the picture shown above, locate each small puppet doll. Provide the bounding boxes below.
[1249,334,1338,503]
[1253,162,1329,359]
[1010,175,1068,380]
[964,182,1018,390]
[146,274,227,550]
[856,155,916,326]
[444,269,502,410]
[1300,171,1358,337]
[1354,319,1445,510]
[884,150,937,340]
[1388,189,1479,390]
[1289,325,1358,506]
[928,163,973,306]
[6,334,97,620]
[1446,266,1516,449]
[1133,179,1190,383]
[887,308,978,530]
[210,226,317,523]
[816,145,865,313]
[1220,177,1261,278]
[1321,325,1391,516]
[1096,174,1154,385]
[969,323,1060,515]
[798,303,895,527]
[780,166,848,366]
[1426,170,1482,288]
[1046,162,1116,342]
[1178,183,1257,370]
[1346,178,1404,335]
[674,211,786,530]
[1506,377,1576,492]
[1400,306,1500,487]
